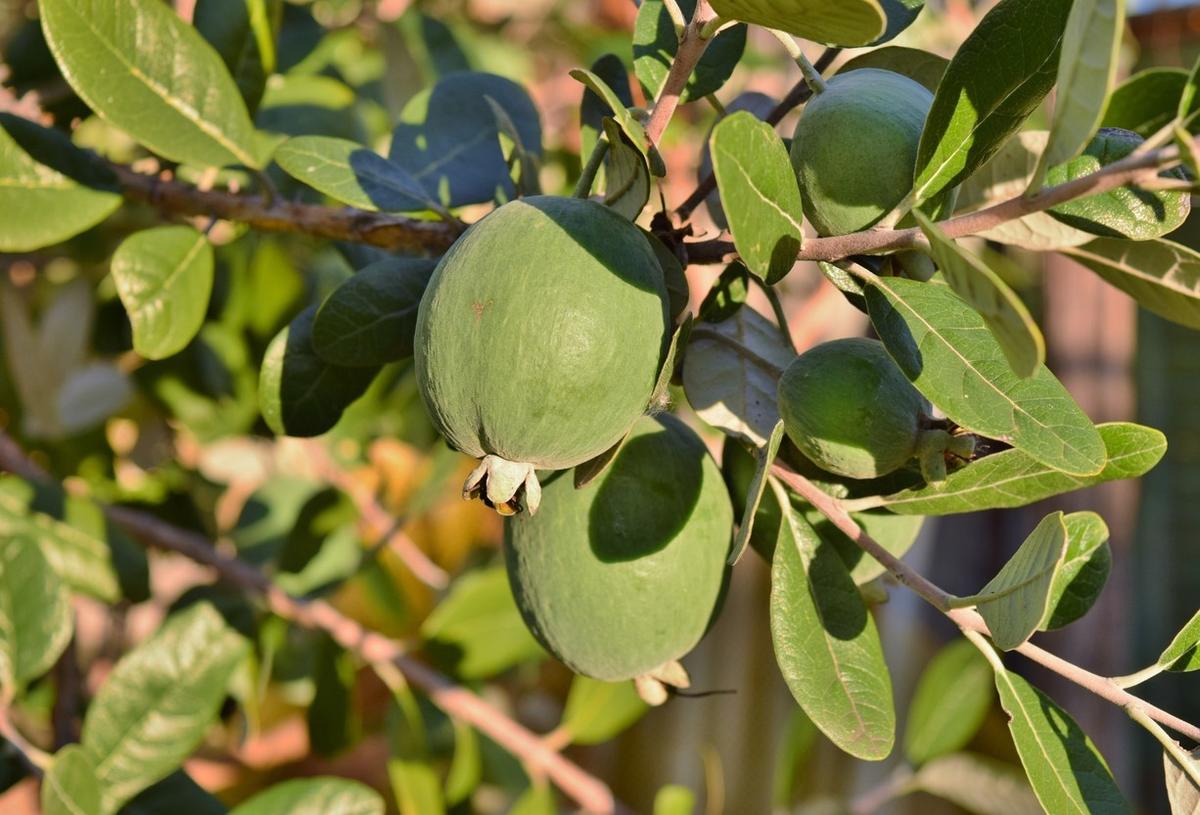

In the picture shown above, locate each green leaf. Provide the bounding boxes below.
[421,566,544,679]
[799,507,924,586]
[1164,747,1200,815]
[111,226,214,360]
[1042,512,1111,630]
[710,112,804,285]
[121,771,228,815]
[858,423,1165,516]
[0,114,120,251]
[388,759,444,815]
[682,304,796,447]
[1101,68,1189,137]
[974,512,1069,651]
[1181,55,1200,122]
[994,669,1130,814]
[0,535,73,696]
[259,306,381,438]
[312,257,437,367]
[1033,0,1125,186]
[39,0,263,168]
[508,783,555,815]
[653,785,696,815]
[904,640,993,766]
[81,603,248,814]
[729,420,785,565]
[912,0,1073,206]
[865,276,1106,476]
[444,721,481,806]
[42,745,101,815]
[1061,239,1200,330]
[601,118,652,220]
[571,68,664,177]
[914,211,1044,377]
[768,481,895,761]
[307,634,356,757]
[560,676,648,746]
[230,778,384,815]
[275,136,441,214]
[634,0,747,104]
[912,752,1041,815]
[194,0,281,114]
[838,46,948,92]
[580,53,633,191]
[699,92,778,230]
[1158,610,1200,672]
[707,0,886,46]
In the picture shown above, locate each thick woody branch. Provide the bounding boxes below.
[770,463,1200,746]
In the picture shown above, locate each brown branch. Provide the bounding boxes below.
[0,433,626,815]
[645,0,718,144]
[684,138,1192,265]
[770,463,1200,746]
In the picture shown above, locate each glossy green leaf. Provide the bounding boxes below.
[112,226,214,360]
[0,114,120,251]
[768,481,895,761]
[82,603,248,813]
[1061,239,1200,330]
[421,566,544,679]
[571,68,664,177]
[856,423,1164,516]
[560,676,648,745]
[653,785,696,815]
[1158,610,1200,672]
[914,211,1043,377]
[634,0,746,104]
[994,669,1130,814]
[275,136,440,213]
[312,257,437,367]
[707,0,886,46]
[1164,747,1200,815]
[865,276,1106,476]
[699,92,778,230]
[974,513,1068,651]
[1101,68,1189,137]
[601,118,651,220]
[913,0,1073,205]
[194,0,281,113]
[904,640,993,766]
[0,535,72,695]
[230,778,384,815]
[682,305,796,447]
[729,420,785,565]
[1034,0,1125,185]
[838,46,948,92]
[912,752,1041,815]
[259,306,381,437]
[39,0,263,168]
[41,745,101,815]
[710,112,803,284]
[1042,512,1111,630]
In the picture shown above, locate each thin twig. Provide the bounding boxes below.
[645,0,718,144]
[1130,706,1200,790]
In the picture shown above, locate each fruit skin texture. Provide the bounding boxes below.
[505,414,733,681]
[415,195,669,512]
[778,337,930,479]
[791,69,933,236]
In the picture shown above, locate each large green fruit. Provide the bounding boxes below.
[415,196,669,515]
[778,338,932,479]
[505,414,733,681]
[791,69,933,236]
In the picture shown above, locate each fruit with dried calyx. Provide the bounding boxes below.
[505,414,733,683]
[776,337,972,482]
[415,196,670,515]
[790,68,933,236]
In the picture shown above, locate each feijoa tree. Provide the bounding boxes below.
[1,0,1199,813]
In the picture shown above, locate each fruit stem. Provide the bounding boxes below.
[1111,663,1166,689]
[769,30,827,95]
[573,138,610,199]
[749,276,796,350]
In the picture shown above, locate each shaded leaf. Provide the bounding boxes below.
[634,0,747,103]
[39,0,263,168]
[230,778,384,815]
[729,420,785,565]
[276,136,441,213]
[1164,747,1200,815]
[913,752,1041,815]
[444,721,480,806]
[571,68,664,177]
[653,785,696,815]
[707,0,885,46]
[974,512,1068,651]
[112,226,214,360]
[873,0,926,45]
[601,118,651,220]
[42,745,101,815]
[579,52,633,191]
[1101,68,1189,137]
[120,771,228,815]
[561,676,648,745]
[1062,239,1200,330]
[1042,512,1111,630]
[308,634,356,757]
[0,535,72,694]
[194,0,281,114]
[839,46,948,92]
[1158,610,1200,672]
[56,363,134,435]
[904,641,993,766]
[800,507,923,586]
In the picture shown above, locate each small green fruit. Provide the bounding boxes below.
[505,415,733,681]
[777,337,930,479]
[415,196,669,514]
[791,69,933,236]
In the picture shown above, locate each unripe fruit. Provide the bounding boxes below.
[415,196,669,515]
[791,69,933,236]
[777,337,930,479]
[505,415,733,681]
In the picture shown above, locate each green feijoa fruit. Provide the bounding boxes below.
[1047,127,1191,240]
[777,337,930,479]
[415,196,669,515]
[791,69,933,236]
[505,414,733,681]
